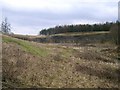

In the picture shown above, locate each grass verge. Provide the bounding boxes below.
[2,36,48,57]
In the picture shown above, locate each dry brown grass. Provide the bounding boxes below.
[2,35,120,88]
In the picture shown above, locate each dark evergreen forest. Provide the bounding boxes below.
[39,22,118,35]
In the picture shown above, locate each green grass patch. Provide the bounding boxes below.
[3,36,48,57]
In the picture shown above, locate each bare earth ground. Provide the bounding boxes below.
[2,35,120,88]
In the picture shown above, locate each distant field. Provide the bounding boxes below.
[51,31,110,36]
[9,31,111,44]
[10,31,109,38]
[10,34,46,39]
[2,35,119,88]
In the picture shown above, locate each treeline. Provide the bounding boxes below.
[39,22,117,35]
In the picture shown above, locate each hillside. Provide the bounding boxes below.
[10,31,110,44]
[2,35,120,88]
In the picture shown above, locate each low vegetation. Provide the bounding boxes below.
[2,35,120,88]
[3,35,48,57]
[51,31,109,36]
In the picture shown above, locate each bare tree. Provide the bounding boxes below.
[1,17,11,34]
[110,22,120,51]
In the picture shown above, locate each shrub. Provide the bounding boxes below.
[110,24,119,45]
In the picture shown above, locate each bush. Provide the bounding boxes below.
[110,24,119,45]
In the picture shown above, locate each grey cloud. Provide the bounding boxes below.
[1,1,118,34]
[3,6,116,25]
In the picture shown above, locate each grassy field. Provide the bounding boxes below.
[51,31,110,36]
[10,31,109,38]
[9,31,111,44]
[3,36,48,57]
[2,34,120,88]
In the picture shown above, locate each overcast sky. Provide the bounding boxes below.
[0,0,119,35]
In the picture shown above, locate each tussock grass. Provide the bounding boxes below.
[3,36,48,57]
[2,35,119,88]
